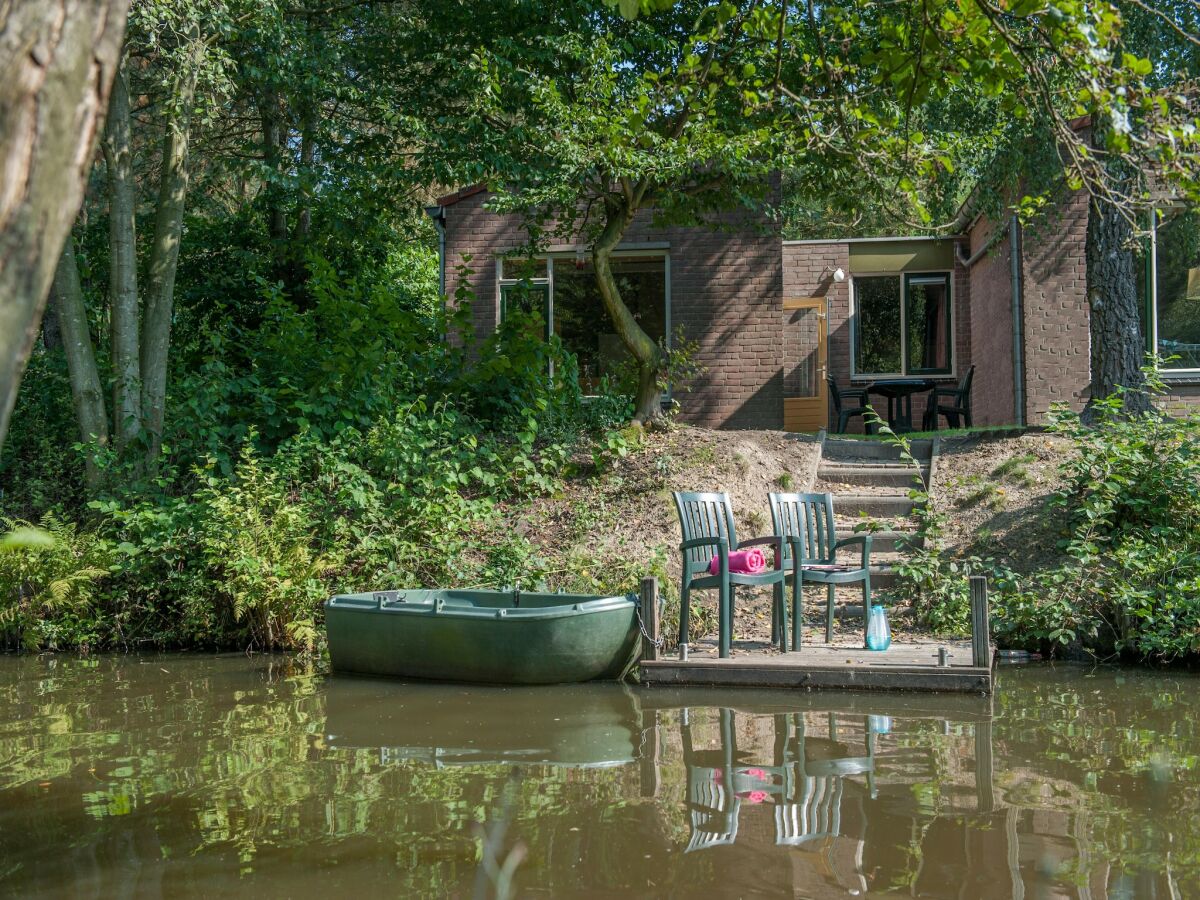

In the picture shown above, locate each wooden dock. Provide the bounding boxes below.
[639,640,993,693]
[636,576,996,695]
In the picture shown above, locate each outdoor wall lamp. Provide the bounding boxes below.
[821,266,847,282]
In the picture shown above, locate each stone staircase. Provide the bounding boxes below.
[813,437,932,593]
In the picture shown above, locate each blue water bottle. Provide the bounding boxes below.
[866,605,892,651]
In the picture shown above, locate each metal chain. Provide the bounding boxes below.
[635,599,665,649]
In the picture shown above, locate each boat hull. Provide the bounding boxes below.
[325,589,641,684]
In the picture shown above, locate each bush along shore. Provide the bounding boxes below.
[3,268,1197,666]
[890,369,1200,663]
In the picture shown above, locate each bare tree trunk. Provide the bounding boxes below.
[294,110,315,240]
[0,0,130,456]
[102,63,143,452]
[592,199,663,423]
[51,235,109,488]
[141,39,201,466]
[42,290,63,351]
[261,89,290,244]
[1084,186,1151,422]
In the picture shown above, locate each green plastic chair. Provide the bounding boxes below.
[673,491,794,658]
[768,492,873,649]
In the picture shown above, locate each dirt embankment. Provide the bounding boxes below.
[482,425,1073,649]
[931,432,1073,571]
[507,426,823,592]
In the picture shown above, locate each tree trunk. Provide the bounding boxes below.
[141,39,201,466]
[1084,192,1151,422]
[294,110,315,240]
[103,63,143,452]
[51,235,109,488]
[0,0,130,456]
[42,290,63,351]
[261,89,290,244]
[592,200,663,423]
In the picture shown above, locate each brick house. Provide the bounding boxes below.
[427,185,1200,431]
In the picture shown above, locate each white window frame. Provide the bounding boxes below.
[1147,206,1200,376]
[850,270,955,380]
[495,248,672,395]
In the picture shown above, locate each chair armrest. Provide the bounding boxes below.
[681,537,728,552]
[842,388,870,402]
[834,534,873,567]
[736,535,784,569]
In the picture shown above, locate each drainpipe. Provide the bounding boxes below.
[1008,215,1026,426]
[424,205,446,299]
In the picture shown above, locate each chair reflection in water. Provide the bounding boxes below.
[681,707,879,869]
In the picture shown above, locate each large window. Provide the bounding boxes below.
[497,253,668,393]
[1146,207,1200,372]
[851,272,953,377]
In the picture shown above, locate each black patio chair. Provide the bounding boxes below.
[922,366,975,430]
[826,376,874,434]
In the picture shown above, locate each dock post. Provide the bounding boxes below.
[975,719,995,813]
[970,575,991,668]
[639,709,661,798]
[640,576,661,662]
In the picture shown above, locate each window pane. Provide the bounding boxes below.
[853,276,902,374]
[499,282,549,338]
[1156,207,1200,370]
[551,255,666,393]
[905,274,952,374]
[501,257,547,280]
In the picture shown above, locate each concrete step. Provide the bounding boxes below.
[830,493,920,519]
[817,463,925,489]
[822,438,933,463]
[836,528,921,554]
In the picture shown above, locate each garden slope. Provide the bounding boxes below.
[469,428,1074,649]
[476,426,821,604]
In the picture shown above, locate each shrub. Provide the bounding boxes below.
[0,516,110,651]
[992,374,1200,659]
[892,370,1200,661]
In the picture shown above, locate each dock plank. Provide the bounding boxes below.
[638,641,994,694]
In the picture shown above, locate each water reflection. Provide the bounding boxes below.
[0,657,1195,898]
[324,679,641,767]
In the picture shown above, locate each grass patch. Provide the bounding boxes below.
[991,452,1037,485]
[828,424,1032,442]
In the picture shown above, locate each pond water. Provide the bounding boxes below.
[0,656,1196,899]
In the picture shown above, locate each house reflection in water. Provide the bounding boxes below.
[661,696,1122,900]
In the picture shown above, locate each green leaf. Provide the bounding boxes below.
[0,528,55,552]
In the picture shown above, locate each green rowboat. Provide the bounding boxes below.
[325,588,642,684]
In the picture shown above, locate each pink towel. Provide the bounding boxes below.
[709,547,767,576]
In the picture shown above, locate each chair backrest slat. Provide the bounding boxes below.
[770,492,837,564]
[958,364,975,398]
[825,376,842,415]
[673,492,738,576]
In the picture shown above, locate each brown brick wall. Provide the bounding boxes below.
[1161,382,1200,416]
[966,216,1017,426]
[441,191,784,428]
[1018,192,1092,421]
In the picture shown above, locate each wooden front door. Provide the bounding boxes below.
[782,297,828,432]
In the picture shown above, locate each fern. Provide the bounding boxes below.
[0,515,111,650]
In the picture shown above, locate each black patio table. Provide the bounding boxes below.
[865,378,936,433]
